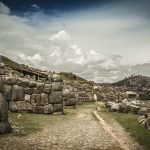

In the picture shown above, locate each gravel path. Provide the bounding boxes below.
[0,107,121,150]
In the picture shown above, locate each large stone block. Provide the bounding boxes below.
[52,82,63,91]
[9,102,18,112]
[0,76,4,93]
[17,78,29,87]
[16,101,27,111]
[63,90,74,98]
[26,103,33,112]
[33,106,44,114]
[0,63,5,68]
[44,104,53,114]
[40,93,49,106]
[29,81,36,88]
[0,93,8,121]
[33,83,45,94]
[0,68,5,75]
[0,120,12,134]
[52,75,62,82]
[4,84,12,102]
[4,77,18,85]
[44,84,52,94]
[65,98,77,106]
[24,87,34,95]
[53,104,63,112]
[24,94,31,103]
[31,94,41,105]
[12,85,24,101]
[49,91,63,104]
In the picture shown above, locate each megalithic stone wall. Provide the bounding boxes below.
[0,64,12,134]
[3,76,64,115]
[0,63,64,117]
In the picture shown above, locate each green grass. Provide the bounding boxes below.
[8,108,77,136]
[98,107,150,150]
[7,103,97,136]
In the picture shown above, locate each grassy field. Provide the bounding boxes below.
[98,106,150,150]
[8,108,77,136]
[8,103,97,136]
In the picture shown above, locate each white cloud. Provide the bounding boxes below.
[31,4,40,9]
[50,30,70,41]
[0,2,10,14]
[0,1,150,82]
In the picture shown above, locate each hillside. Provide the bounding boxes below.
[0,55,20,69]
[0,55,91,84]
[112,75,150,87]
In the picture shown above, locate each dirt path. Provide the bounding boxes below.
[0,105,126,150]
[93,110,143,150]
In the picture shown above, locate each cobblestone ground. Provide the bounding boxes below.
[0,107,121,150]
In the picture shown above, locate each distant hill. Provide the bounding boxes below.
[113,75,150,88]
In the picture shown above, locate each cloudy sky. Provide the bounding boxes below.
[0,0,150,82]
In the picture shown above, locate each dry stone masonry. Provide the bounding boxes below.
[4,76,64,115]
[0,63,12,134]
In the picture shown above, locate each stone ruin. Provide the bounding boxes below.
[0,62,99,134]
[0,63,64,134]
[63,80,96,106]
[0,63,12,134]
[3,76,64,115]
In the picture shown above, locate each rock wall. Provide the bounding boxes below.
[0,64,12,134]
[0,63,63,115]
[63,81,95,105]
[3,76,64,114]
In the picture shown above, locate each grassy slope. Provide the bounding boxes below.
[0,55,20,68]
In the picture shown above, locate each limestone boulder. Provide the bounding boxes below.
[49,91,63,104]
[63,89,74,98]
[44,104,53,114]
[26,103,33,112]
[139,107,147,116]
[9,102,18,112]
[0,63,5,68]
[33,83,44,94]
[29,81,36,88]
[33,106,44,114]
[52,82,63,91]
[145,116,150,130]
[4,84,12,102]
[0,120,12,134]
[127,104,140,114]
[24,87,34,95]
[53,104,63,112]
[52,74,62,82]
[24,94,31,103]
[4,77,18,85]
[12,85,24,101]
[138,115,146,125]
[110,103,120,112]
[16,101,27,111]
[0,93,8,121]
[0,68,5,75]
[40,93,49,106]
[44,84,52,94]
[65,98,77,106]
[0,76,4,93]
[31,94,41,105]
[17,78,29,87]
